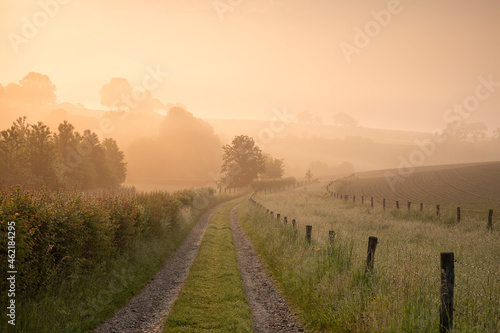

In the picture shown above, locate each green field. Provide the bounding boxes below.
[240,164,500,332]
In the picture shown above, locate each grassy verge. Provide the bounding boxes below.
[239,183,500,332]
[3,191,239,333]
[163,200,254,332]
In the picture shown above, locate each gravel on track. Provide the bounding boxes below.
[230,204,304,333]
[95,204,220,333]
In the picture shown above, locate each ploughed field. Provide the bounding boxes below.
[333,161,500,216]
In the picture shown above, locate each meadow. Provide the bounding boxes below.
[239,171,500,332]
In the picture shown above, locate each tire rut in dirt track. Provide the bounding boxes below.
[230,204,304,333]
[95,203,222,333]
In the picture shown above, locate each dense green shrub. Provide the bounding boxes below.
[0,186,217,296]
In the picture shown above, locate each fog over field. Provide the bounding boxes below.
[2,2,500,332]
[1,0,499,189]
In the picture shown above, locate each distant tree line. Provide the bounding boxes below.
[0,117,126,190]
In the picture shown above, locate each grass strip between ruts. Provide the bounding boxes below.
[163,200,254,332]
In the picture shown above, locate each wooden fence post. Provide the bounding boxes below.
[353,195,356,204]
[277,213,280,222]
[366,236,378,270]
[329,230,335,245]
[420,203,423,212]
[408,202,411,211]
[306,225,312,245]
[371,197,374,208]
[284,216,288,225]
[271,211,274,217]
[396,201,399,209]
[436,205,440,217]
[361,196,364,205]
[457,207,461,223]
[383,199,386,210]
[488,209,493,229]
[440,252,454,333]
[345,195,348,202]
[292,219,296,228]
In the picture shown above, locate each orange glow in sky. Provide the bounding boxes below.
[1,0,500,131]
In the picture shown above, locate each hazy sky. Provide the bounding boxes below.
[1,0,500,132]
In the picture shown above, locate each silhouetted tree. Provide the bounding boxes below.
[27,122,58,187]
[305,169,313,183]
[102,138,127,186]
[220,135,265,188]
[100,78,133,110]
[0,117,30,186]
[5,83,24,101]
[261,155,284,179]
[127,107,221,180]
[19,72,56,104]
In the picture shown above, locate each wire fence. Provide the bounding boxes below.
[325,178,496,228]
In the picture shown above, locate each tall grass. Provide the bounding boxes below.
[0,186,233,332]
[239,182,500,332]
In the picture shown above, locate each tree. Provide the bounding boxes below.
[127,106,221,180]
[305,169,313,183]
[0,117,30,186]
[100,78,133,110]
[19,72,56,104]
[220,135,265,188]
[5,83,24,101]
[261,155,285,179]
[332,112,359,127]
[27,122,58,187]
[102,138,127,186]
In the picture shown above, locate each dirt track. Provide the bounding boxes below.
[230,204,304,333]
[96,200,304,332]
[95,205,219,333]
